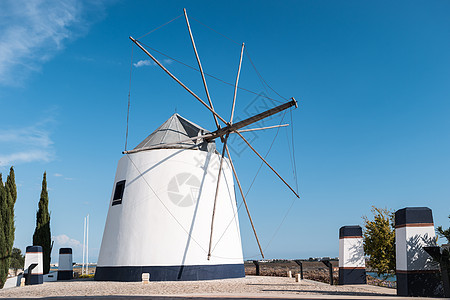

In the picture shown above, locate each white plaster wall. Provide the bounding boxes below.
[339,238,365,268]
[58,254,73,271]
[97,149,243,267]
[396,225,437,271]
[24,252,43,274]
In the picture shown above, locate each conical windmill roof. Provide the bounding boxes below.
[134,113,215,152]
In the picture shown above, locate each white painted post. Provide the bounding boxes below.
[24,246,43,285]
[395,207,443,297]
[338,225,366,285]
[57,248,73,280]
[142,273,150,284]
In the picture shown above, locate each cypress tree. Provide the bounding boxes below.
[33,172,51,274]
[0,174,8,288]
[5,167,16,268]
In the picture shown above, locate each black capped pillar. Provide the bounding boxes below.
[57,248,73,280]
[338,225,366,285]
[395,207,444,297]
[24,246,43,285]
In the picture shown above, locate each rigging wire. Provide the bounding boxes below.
[284,109,299,194]
[211,110,288,256]
[263,195,297,252]
[136,40,284,104]
[191,17,241,46]
[125,154,208,254]
[262,109,299,252]
[125,44,134,151]
[245,109,289,197]
[137,14,183,40]
[190,14,287,102]
[244,49,288,102]
[290,108,299,193]
[126,152,256,261]
[126,14,300,259]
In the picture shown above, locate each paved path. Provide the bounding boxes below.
[0,276,441,299]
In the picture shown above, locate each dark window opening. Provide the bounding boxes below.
[112,180,126,206]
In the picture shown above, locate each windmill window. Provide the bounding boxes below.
[112,180,126,206]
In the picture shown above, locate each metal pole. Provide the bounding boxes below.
[86,214,89,275]
[225,145,264,258]
[253,260,260,275]
[321,260,334,285]
[82,216,86,275]
[207,134,229,260]
[183,8,220,131]
[230,43,245,124]
[294,260,303,279]
[235,130,300,198]
[129,36,228,125]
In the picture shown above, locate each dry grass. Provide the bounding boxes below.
[244,260,339,284]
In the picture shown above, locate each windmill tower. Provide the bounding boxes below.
[96,9,299,282]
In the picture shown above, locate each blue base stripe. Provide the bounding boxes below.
[94,263,245,281]
[339,268,366,285]
[397,272,444,297]
[57,270,73,280]
[25,274,43,285]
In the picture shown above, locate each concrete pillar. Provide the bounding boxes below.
[24,246,43,285]
[395,207,444,297]
[338,225,366,285]
[57,248,73,280]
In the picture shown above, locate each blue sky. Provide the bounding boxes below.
[1,0,450,264]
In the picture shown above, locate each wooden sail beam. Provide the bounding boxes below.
[235,130,300,199]
[238,124,289,133]
[183,8,221,131]
[230,43,245,124]
[206,97,297,141]
[207,134,229,260]
[124,103,295,155]
[129,36,228,126]
[225,145,264,258]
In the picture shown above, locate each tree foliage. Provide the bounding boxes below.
[363,206,395,277]
[437,215,450,243]
[0,167,17,288]
[33,172,52,274]
[10,247,24,275]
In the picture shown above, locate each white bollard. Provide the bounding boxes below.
[338,225,366,285]
[24,246,43,285]
[295,273,301,282]
[395,207,443,297]
[288,270,292,278]
[142,273,150,284]
[57,248,73,280]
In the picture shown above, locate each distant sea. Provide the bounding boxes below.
[367,272,396,282]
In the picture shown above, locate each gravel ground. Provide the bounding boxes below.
[0,275,418,300]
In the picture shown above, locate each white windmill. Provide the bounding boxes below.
[95,9,300,282]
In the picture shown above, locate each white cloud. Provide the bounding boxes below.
[0,150,53,167]
[53,234,81,248]
[54,173,63,177]
[133,59,156,68]
[0,0,107,85]
[133,58,173,68]
[0,120,55,167]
